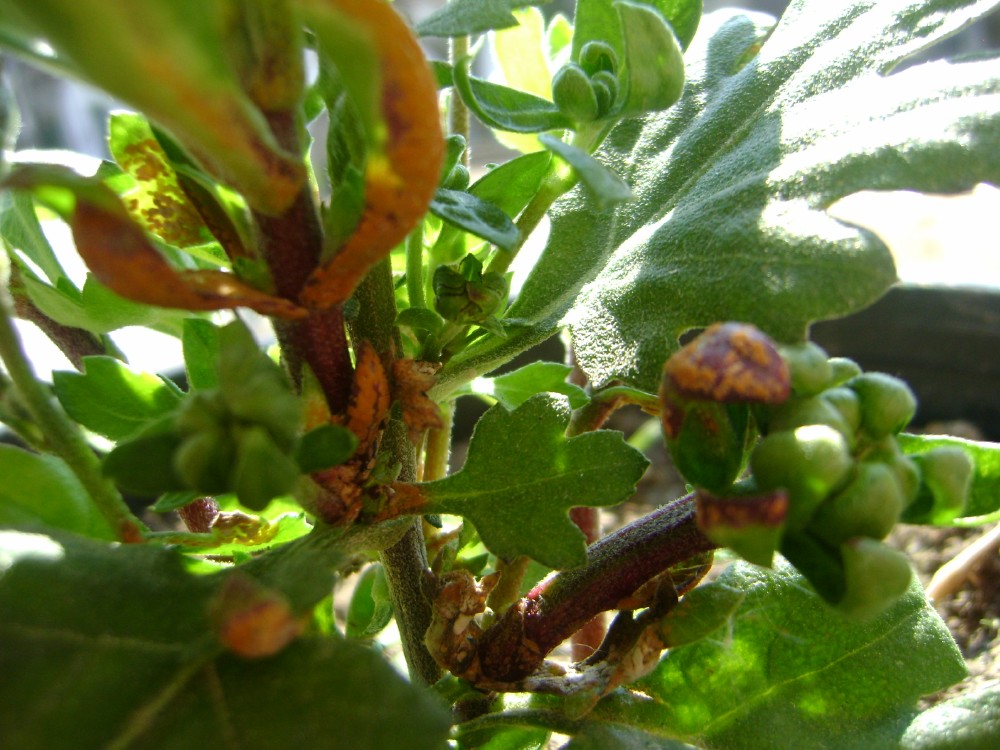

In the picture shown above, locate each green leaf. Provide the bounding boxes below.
[610,560,965,748]
[181,317,220,390]
[441,0,1000,396]
[0,446,114,539]
[416,0,551,37]
[454,57,572,134]
[539,134,634,210]
[898,433,1000,525]
[107,111,214,249]
[900,682,1000,750]
[295,424,359,474]
[430,188,520,251]
[0,190,64,283]
[417,394,649,568]
[52,356,182,441]
[345,562,394,639]
[614,1,686,117]
[479,361,589,410]
[432,151,552,262]
[0,530,450,750]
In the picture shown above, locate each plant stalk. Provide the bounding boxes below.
[476,494,715,682]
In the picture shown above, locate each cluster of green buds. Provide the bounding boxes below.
[432,254,507,328]
[552,41,620,124]
[660,323,974,619]
[105,322,303,511]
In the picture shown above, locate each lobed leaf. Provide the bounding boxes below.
[600,560,966,749]
[416,394,648,568]
[438,0,1000,396]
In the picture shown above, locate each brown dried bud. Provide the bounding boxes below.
[210,574,304,659]
[177,496,220,533]
[663,323,791,405]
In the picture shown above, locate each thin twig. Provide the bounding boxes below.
[927,523,1000,601]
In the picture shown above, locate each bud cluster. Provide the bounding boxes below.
[661,325,973,618]
[552,41,621,123]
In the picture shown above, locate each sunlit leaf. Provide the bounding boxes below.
[0,0,304,213]
[438,0,1000,397]
[596,560,966,748]
[899,433,1000,525]
[539,134,634,210]
[430,189,520,251]
[416,394,648,568]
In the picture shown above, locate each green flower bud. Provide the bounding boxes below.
[590,70,619,116]
[828,357,862,386]
[847,372,917,438]
[838,538,912,620]
[778,342,833,396]
[174,428,236,495]
[751,425,853,529]
[819,387,862,436]
[433,261,508,325]
[346,563,394,639]
[442,163,470,191]
[176,390,230,435]
[579,41,618,76]
[810,462,904,545]
[552,63,599,123]
[664,401,751,493]
[231,426,301,511]
[903,447,973,524]
[865,436,921,507]
[766,394,856,446]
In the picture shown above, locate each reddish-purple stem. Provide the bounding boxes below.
[477,494,715,682]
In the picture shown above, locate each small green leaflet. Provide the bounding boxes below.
[539,135,634,211]
[53,356,182,441]
[416,0,552,37]
[899,682,1000,750]
[473,361,589,410]
[416,394,648,568]
[430,188,520,251]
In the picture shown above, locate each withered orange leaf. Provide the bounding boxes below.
[2,164,305,320]
[73,202,307,319]
[299,0,444,310]
[344,340,391,454]
[393,359,444,444]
